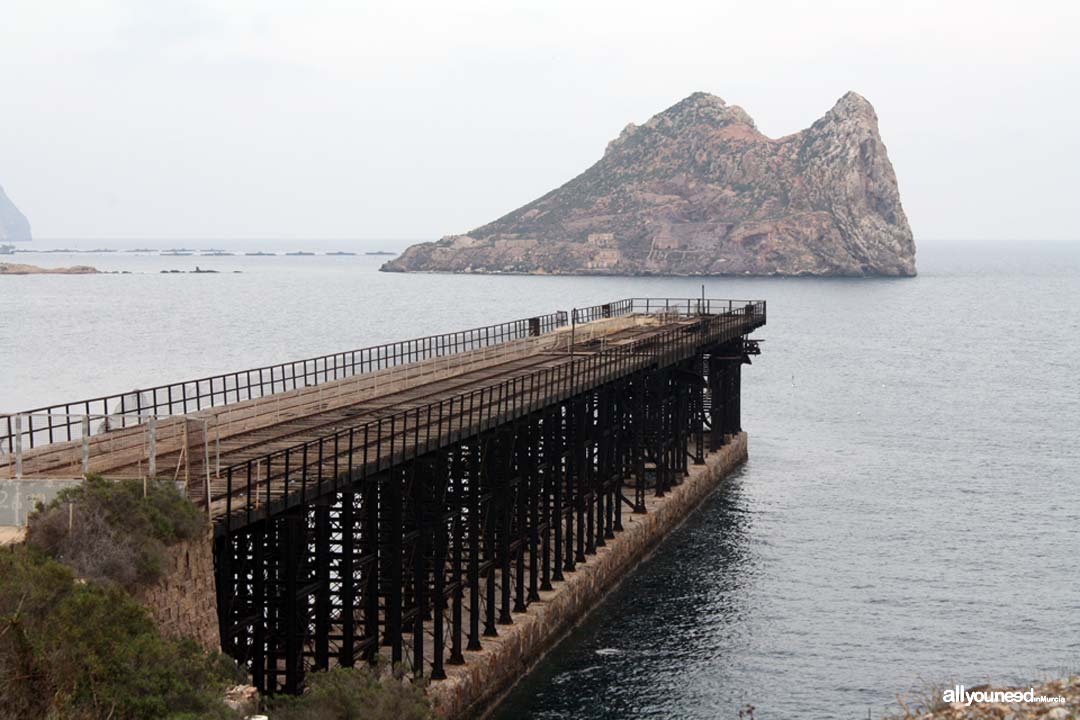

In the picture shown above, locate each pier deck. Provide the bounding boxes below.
[5,309,759,529]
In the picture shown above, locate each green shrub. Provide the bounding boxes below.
[0,545,239,720]
[267,665,433,720]
[13,476,432,720]
[26,475,206,589]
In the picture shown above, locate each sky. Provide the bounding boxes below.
[1,0,1078,245]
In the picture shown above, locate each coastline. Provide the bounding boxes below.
[378,265,918,279]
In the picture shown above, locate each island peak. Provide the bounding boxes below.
[383,91,915,277]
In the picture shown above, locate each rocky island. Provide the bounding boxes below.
[0,184,32,243]
[383,91,915,276]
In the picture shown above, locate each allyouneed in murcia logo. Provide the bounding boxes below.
[942,685,1066,707]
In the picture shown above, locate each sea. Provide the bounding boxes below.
[1,241,1078,718]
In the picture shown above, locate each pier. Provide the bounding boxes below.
[1,297,765,712]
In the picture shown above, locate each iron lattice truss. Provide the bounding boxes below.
[214,338,751,695]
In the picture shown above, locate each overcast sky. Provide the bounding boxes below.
[2,0,1078,245]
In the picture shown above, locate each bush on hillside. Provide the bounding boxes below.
[26,474,206,589]
[266,665,433,720]
[0,545,240,720]
[12,475,431,720]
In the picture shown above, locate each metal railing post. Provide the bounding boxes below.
[81,415,90,475]
[14,414,22,479]
[148,415,157,477]
[202,419,211,508]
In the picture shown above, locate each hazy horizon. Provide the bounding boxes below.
[9,238,1080,255]
[3,0,1079,245]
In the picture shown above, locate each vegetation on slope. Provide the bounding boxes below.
[266,665,433,720]
[0,477,238,718]
[0,542,241,719]
[27,474,206,589]
[2,475,435,720]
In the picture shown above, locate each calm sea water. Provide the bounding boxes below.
[2,242,1078,718]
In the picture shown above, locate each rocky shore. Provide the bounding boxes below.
[0,261,98,275]
[889,677,1079,719]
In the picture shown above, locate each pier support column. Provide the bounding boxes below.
[412,461,428,679]
[497,429,514,626]
[632,375,647,514]
[709,341,744,449]
[279,506,309,694]
[363,474,380,665]
[691,354,707,465]
[572,397,587,565]
[338,489,357,668]
[448,448,466,665]
[527,415,542,602]
[540,408,556,591]
[312,495,332,672]
[468,442,484,649]
[388,469,405,663]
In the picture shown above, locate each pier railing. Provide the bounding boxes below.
[0,322,628,482]
[571,298,764,324]
[1,311,567,454]
[216,299,766,530]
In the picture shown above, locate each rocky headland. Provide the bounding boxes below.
[383,91,915,277]
[0,184,32,243]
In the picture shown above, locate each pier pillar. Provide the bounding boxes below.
[709,341,744,448]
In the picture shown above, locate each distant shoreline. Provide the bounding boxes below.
[9,248,398,257]
[0,261,98,275]
[377,265,917,279]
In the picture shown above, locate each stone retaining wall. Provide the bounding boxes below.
[427,432,749,719]
[137,528,221,653]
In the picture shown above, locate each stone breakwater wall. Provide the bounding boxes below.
[427,432,749,719]
[137,529,221,653]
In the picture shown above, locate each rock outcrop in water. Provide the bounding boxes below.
[383,91,915,276]
[0,262,97,275]
[0,184,32,243]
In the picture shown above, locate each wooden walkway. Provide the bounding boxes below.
[5,303,766,532]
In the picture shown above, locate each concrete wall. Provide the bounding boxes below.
[137,528,221,653]
[0,477,82,526]
[427,433,749,719]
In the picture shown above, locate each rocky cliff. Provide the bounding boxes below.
[383,92,915,276]
[0,184,32,242]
